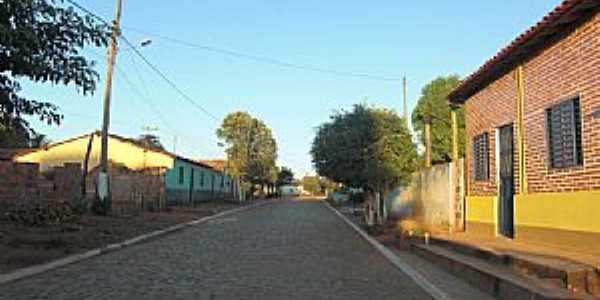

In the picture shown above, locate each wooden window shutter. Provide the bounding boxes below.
[472,133,489,181]
[546,97,583,169]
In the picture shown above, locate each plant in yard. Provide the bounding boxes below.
[311,104,418,224]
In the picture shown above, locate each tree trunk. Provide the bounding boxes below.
[81,133,94,197]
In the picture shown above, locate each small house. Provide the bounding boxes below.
[448,0,600,248]
[12,132,234,204]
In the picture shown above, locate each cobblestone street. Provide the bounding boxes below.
[0,200,430,300]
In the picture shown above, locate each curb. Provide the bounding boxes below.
[0,200,272,286]
[322,202,451,300]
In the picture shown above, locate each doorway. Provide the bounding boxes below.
[189,169,195,203]
[498,124,515,238]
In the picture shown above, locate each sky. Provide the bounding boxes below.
[23,0,562,177]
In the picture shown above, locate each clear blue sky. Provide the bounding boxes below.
[23,0,561,177]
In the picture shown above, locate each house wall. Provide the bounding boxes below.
[13,133,235,206]
[165,159,233,205]
[463,11,600,246]
[15,134,174,172]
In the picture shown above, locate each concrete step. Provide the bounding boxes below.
[412,243,597,300]
[430,237,600,296]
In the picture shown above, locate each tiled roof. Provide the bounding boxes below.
[198,159,227,172]
[9,131,216,171]
[448,0,600,104]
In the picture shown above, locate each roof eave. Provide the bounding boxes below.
[449,0,599,104]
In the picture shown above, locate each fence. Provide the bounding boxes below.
[89,165,167,216]
[0,161,82,207]
[386,159,465,231]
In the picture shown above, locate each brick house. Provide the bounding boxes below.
[448,0,600,248]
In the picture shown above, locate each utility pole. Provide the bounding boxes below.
[451,106,459,164]
[98,0,123,205]
[424,107,432,168]
[403,76,408,122]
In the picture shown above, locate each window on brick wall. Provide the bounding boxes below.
[472,133,489,181]
[545,97,583,169]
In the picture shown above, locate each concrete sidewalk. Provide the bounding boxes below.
[434,232,600,268]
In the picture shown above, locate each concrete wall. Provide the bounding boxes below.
[388,160,464,231]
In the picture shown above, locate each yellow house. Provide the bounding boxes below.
[14,132,234,204]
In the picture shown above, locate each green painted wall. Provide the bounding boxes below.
[164,158,232,193]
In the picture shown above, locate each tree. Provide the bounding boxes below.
[301,175,322,195]
[0,0,109,145]
[311,104,417,195]
[276,167,294,187]
[137,134,165,150]
[216,112,278,196]
[0,121,50,148]
[411,75,465,164]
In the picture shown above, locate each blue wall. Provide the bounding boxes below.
[165,158,233,204]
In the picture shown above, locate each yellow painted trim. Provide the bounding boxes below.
[466,196,497,224]
[515,66,528,194]
[515,191,600,233]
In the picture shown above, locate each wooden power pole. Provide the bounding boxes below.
[98,0,123,205]
[451,106,459,163]
[424,113,432,168]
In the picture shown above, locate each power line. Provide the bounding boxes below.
[65,0,105,22]
[84,48,215,158]
[83,48,171,132]
[67,0,402,83]
[124,27,403,82]
[114,61,177,134]
[119,35,221,122]
[65,0,220,123]
[114,54,219,157]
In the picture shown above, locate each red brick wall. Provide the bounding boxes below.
[465,12,600,196]
[0,161,82,206]
[523,12,600,193]
[465,73,518,196]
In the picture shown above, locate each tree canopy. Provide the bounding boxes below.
[301,175,321,195]
[136,134,165,151]
[216,112,278,190]
[411,75,465,164]
[0,0,109,146]
[276,166,294,187]
[311,104,417,194]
